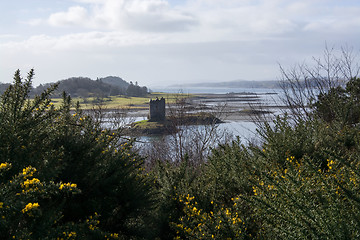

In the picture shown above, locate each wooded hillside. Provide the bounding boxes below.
[0,76,148,98]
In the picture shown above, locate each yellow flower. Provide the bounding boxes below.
[225,208,231,216]
[22,166,36,179]
[252,186,257,195]
[22,178,40,186]
[0,162,11,170]
[22,178,41,192]
[110,233,119,239]
[59,182,77,191]
[22,202,39,214]
[327,159,335,170]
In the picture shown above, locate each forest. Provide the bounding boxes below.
[1,76,149,100]
[1,48,360,239]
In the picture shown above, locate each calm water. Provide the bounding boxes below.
[151,86,281,94]
[151,87,281,143]
[101,87,284,146]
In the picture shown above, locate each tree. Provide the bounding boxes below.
[313,77,360,125]
[279,45,360,121]
[126,82,148,97]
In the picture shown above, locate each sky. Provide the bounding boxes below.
[1,0,360,87]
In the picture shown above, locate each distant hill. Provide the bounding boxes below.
[171,80,281,89]
[98,76,129,89]
[31,77,122,98]
[29,76,148,98]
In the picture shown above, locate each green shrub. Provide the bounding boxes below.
[314,77,360,125]
[171,115,360,239]
[150,156,202,239]
[0,70,156,239]
[243,115,360,238]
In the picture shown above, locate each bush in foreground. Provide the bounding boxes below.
[170,79,360,239]
[0,70,156,239]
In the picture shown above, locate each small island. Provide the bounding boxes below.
[129,97,223,135]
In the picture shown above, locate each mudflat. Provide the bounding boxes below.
[115,91,287,122]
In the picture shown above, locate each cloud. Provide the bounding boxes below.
[4,0,360,51]
[0,31,179,57]
[4,0,360,61]
[303,9,360,34]
[28,0,360,41]
[117,0,197,32]
[2,0,360,86]
[44,0,197,32]
[26,18,43,26]
[179,0,301,38]
[48,6,90,27]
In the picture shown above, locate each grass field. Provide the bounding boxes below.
[50,92,192,110]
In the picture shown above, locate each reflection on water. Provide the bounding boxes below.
[103,117,262,146]
[218,120,259,143]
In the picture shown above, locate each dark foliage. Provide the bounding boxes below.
[314,78,360,125]
[30,76,148,99]
[0,70,156,239]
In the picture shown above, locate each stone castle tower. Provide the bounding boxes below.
[149,97,165,121]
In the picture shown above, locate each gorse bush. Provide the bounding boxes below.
[0,70,156,239]
[248,122,360,239]
[249,152,360,239]
[244,79,360,239]
[169,80,360,239]
[0,164,82,239]
[150,156,203,239]
[172,194,247,239]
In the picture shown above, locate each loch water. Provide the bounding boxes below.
[124,87,284,145]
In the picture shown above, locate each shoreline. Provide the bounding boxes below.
[80,91,287,123]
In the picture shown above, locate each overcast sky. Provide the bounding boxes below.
[1,0,360,87]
